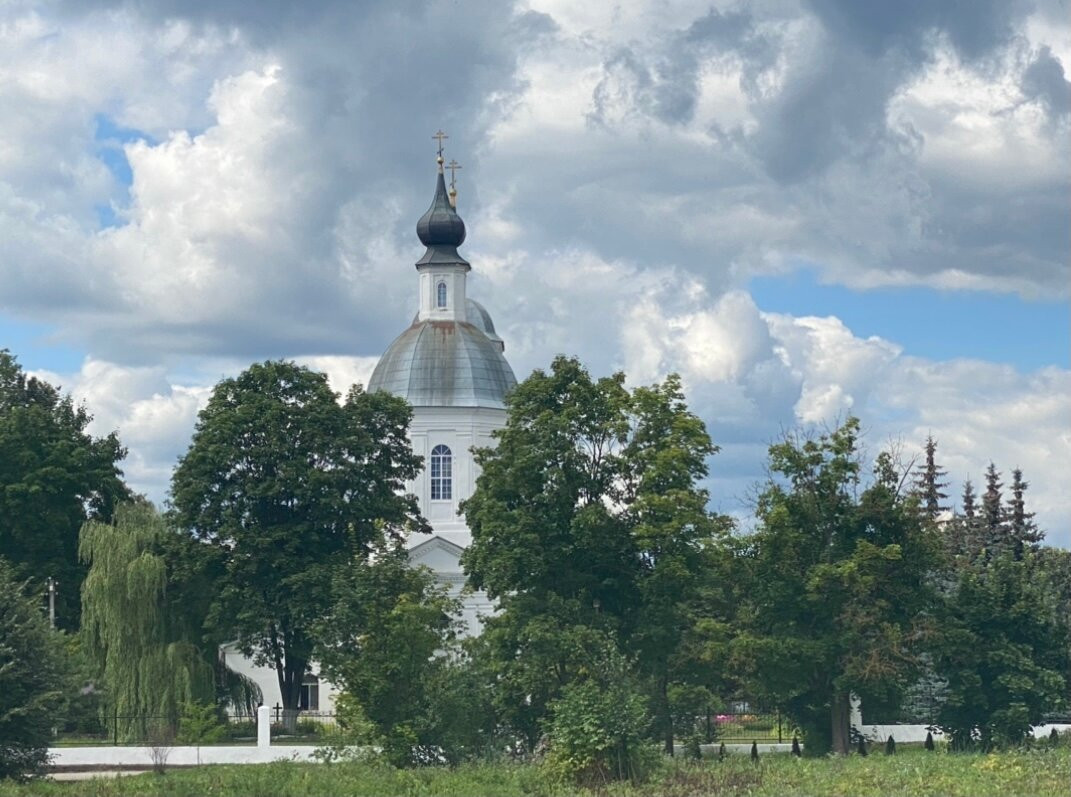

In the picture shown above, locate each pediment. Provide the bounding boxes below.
[407,535,466,573]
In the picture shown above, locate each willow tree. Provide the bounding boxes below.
[79,502,213,740]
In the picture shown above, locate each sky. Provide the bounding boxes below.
[1,0,1068,545]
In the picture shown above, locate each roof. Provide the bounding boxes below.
[367,318,517,408]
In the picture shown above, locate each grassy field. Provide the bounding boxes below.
[1,746,1067,796]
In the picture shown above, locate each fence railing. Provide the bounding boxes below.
[703,708,791,743]
[52,708,337,746]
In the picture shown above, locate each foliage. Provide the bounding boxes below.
[543,639,654,786]
[0,349,128,630]
[931,551,1067,750]
[912,435,948,521]
[314,542,462,766]
[170,361,423,716]
[0,560,68,781]
[730,418,939,755]
[462,356,728,749]
[176,702,227,745]
[3,748,1071,797]
[79,502,216,741]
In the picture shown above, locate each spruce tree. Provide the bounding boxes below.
[947,479,981,561]
[1005,468,1042,559]
[981,463,1006,555]
[913,436,949,521]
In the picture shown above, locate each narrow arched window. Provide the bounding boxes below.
[436,281,448,308]
[430,444,452,500]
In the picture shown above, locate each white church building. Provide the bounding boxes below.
[223,149,516,714]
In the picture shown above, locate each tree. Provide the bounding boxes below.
[932,550,1067,749]
[0,350,128,629]
[79,502,215,740]
[1005,469,1042,559]
[912,436,948,521]
[0,559,68,780]
[946,479,983,563]
[170,361,422,725]
[314,542,461,765]
[731,418,939,755]
[980,463,1006,555]
[461,356,726,753]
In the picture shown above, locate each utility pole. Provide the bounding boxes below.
[45,577,57,629]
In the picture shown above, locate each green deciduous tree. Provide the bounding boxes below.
[932,551,1067,749]
[462,356,727,754]
[79,502,215,740]
[731,418,939,756]
[0,559,68,780]
[170,361,422,723]
[0,350,128,629]
[314,541,461,765]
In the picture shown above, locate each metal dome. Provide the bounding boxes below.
[367,319,517,409]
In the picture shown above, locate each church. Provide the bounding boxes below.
[223,142,516,713]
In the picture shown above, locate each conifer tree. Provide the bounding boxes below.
[946,479,982,562]
[1005,468,1042,559]
[913,436,949,521]
[981,463,1006,555]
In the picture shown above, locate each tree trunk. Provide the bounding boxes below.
[660,676,674,756]
[830,691,852,755]
[275,643,308,735]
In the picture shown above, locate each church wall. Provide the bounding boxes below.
[406,405,506,531]
[220,644,339,717]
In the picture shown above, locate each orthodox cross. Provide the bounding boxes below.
[432,129,449,158]
[446,159,462,191]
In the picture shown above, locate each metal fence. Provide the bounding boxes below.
[702,707,793,743]
[51,709,335,746]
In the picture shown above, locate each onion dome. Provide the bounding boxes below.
[415,161,468,267]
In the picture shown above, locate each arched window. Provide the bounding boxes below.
[430,444,452,500]
[436,281,448,309]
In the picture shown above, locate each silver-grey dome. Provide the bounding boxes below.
[368,320,517,409]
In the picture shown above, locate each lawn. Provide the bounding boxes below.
[1,746,1067,796]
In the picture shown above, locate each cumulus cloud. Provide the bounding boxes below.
[1,1,1067,545]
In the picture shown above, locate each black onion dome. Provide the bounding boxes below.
[416,170,466,248]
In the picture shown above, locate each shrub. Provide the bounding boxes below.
[543,648,654,786]
[0,561,68,781]
[177,702,227,745]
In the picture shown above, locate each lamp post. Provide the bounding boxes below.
[45,577,57,629]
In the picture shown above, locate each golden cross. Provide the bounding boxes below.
[432,129,449,157]
[446,159,462,190]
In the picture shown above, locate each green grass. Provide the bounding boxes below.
[1,746,1067,796]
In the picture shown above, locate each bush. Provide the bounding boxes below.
[543,646,655,786]
[176,702,227,745]
[0,560,68,780]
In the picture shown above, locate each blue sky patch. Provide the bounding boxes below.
[749,270,1069,372]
